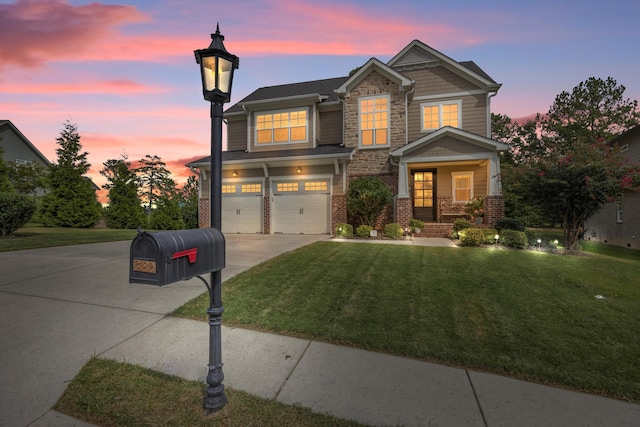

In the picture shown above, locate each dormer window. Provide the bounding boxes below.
[255,108,308,145]
[359,95,389,148]
[421,100,461,131]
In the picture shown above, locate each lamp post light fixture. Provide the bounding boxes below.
[537,238,542,250]
[194,24,239,414]
[494,233,499,245]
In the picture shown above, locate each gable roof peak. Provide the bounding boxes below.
[335,57,414,98]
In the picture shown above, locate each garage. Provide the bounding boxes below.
[222,182,263,233]
[271,179,331,234]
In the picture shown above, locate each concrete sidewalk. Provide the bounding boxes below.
[2,235,640,426]
[100,318,640,426]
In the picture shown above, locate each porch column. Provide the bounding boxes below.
[489,156,502,195]
[397,161,409,198]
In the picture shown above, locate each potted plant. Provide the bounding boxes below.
[409,218,425,234]
[465,197,485,224]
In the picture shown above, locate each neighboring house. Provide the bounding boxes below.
[0,120,51,168]
[585,125,640,250]
[0,120,100,194]
[0,119,51,196]
[187,40,507,236]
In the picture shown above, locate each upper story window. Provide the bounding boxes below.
[256,108,308,145]
[360,95,389,148]
[452,171,473,202]
[421,100,461,131]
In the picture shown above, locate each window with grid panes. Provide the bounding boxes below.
[360,96,389,147]
[256,109,307,144]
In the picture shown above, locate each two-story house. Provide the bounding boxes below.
[585,125,640,250]
[187,40,507,236]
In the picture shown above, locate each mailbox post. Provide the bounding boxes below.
[194,24,239,414]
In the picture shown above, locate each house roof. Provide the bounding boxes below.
[391,126,509,158]
[0,119,52,166]
[226,76,349,114]
[187,144,354,169]
[335,57,414,98]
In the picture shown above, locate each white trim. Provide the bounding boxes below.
[420,100,462,132]
[413,90,486,101]
[616,201,623,223]
[358,94,391,149]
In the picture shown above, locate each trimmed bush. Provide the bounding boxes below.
[451,218,471,238]
[356,224,373,238]
[459,228,485,246]
[482,228,499,244]
[494,217,525,232]
[384,223,403,239]
[346,176,393,227]
[500,229,528,249]
[0,192,36,237]
[335,223,353,238]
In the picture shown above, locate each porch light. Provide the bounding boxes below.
[232,170,238,177]
[297,166,302,174]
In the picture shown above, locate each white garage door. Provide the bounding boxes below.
[222,182,263,233]
[272,180,330,234]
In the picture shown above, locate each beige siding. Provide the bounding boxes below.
[461,94,488,136]
[409,136,493,158]
[404,66,480,97]
[318,110,343,145]
[226,117,247,151]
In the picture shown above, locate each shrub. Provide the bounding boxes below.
[451,218,471,238]
[346,176,393,227]
[500,229,528,249]
[384,223,403,239]
[0,192,36,237]
[459,228,485,246]
[335,223,353,238]
[494,217,525,232]
[409,218,425,229]
[356,224,373,238]
[482,228,499,244]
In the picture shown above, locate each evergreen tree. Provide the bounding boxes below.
[101,155,146,229]
[135,154,174,217]
[39,121,102,227]
[179,175,199,229]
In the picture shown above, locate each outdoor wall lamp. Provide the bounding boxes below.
[297,166,302,174]
[232,170,238,177]
[194,23,239,414]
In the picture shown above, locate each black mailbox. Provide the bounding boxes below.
[129,228,224,286]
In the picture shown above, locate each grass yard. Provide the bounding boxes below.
[0,223,137,252]
[55,358,363,427]
[174,241,640,402]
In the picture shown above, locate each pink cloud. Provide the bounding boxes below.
[3,79,164,95]
[0,0,149,69]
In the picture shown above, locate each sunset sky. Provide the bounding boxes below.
[1,0,639,203]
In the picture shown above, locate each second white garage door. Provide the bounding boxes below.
[272,179,330,234]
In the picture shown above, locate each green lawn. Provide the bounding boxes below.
[55,358,363,427]
[174,241,640,402]
[0,223,137,252]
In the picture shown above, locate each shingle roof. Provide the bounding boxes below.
[226,76,349,114]
[458,61,497,84]
[188,144,354,166]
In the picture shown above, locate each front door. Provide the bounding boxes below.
[412,170,436,222]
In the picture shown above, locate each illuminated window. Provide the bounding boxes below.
[276,182,299,192]
[256,109,307,144]
[222,184,236,194]
[421,101,461,131]
[360,96,389,147]
[452,172,473,202]
[241,183,262,193]
[413,172,434,208]
[304,181,328,192]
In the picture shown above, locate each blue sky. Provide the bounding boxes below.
[1,0,639,201]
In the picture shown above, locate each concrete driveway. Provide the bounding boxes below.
[0,234,327,427]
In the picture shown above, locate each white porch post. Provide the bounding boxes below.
[397,161,409,197]
[489,156,502,195]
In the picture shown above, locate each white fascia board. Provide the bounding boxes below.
[391,127,508,157]
[239,93,325,111]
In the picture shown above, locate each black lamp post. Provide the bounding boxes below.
[194,24,239,414]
